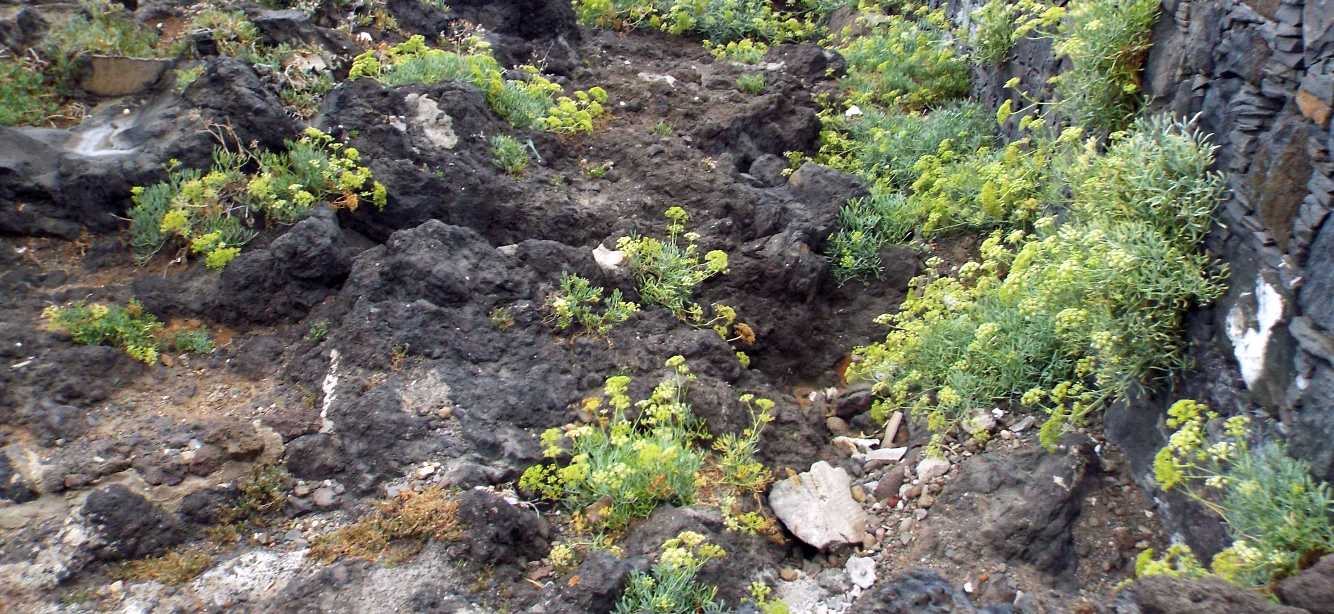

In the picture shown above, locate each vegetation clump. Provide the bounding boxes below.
[545,273,640,336]
[349,35,608,132]
[736,72,766,94]
[522,357,775,533]
[309,487,461,563]
[705,38,768,63]
[1140,400,1334,590]
[111,548,212,585]
[849,116,1227,452]
[43,300,163,364]
[520,357,707,531]
[490,134,531,175]
[617,207,729,320]
[129,128,386,269]
[837,10,969,112]
[1051,0,1160,133]
[573,0,815,43]
[0,59,57,126]
[613,531,726,614]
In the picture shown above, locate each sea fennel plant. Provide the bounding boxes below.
[849,115,1227,452]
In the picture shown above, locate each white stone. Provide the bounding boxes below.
[768,461,868,550]
[1227,275,1284,389]
[845,556,876,589]
[592,244,625,272]
[863,447,907,463]
[404,94,459,150]
[916,457,950,482]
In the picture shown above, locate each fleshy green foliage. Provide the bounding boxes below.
[43,300,162,364]
[545,273,640,336]
[1152,401,1334,589]
[306,319,330,342]
[736,72,766,94]
[653,120,674,137]
[279,71,335,118]
[0,60,56,126]
[129,128,386,268]
[826,190,914,283]
[171,10,263,61]
[49,0,159,56]
[617,207,729,320]
[1051,0,1158,133]
[574,0,815,43]
[171,328,215,354]
[820,102,995,191]
[350,35,567,130]
[173,65,204,94]
[490,134,530,175]
[520,358,707,531]
[542,87,609,134]
[705,37,768,63]
[902,126,1071,235]
[837,10,969,112]
[967,0,1063,65]
[712,395,775,492]
[613,532,726,614]
[1136,544,1209,580]
[849,116,1228,452]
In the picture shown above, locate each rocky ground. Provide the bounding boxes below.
[2,1,1333,613]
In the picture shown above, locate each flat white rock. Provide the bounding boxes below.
[768,461,868,550]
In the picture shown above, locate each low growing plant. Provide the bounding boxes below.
[490,134,530,175]
[826,190,914,283]
[43,300,162,364]
[574,0,815,43]
[1144,400,1334,590]
[706,37,768,63]
[0,59,57,126]
[613,531,726,614]
[849,116,1228,452]
[171,328,215,354]
[736,72,766,94]
[129,128,386,269]
[545,273,640,336]
[836,10,969,112]
[309,487,461,563]
[520,357,707,531]
[617,207,729,320]
[1051,0,1159,133]
[966,0,1063,65]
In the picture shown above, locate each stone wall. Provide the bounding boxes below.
[938,0,1334,552]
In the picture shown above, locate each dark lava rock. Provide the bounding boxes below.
[852,569,979,613]
[411,0,582,74]
[178,484,241,525]
[1276,553,1334,613]
[83,484,184,560]
[937,434,1097,579]
[1115,575,1307,613]
[529,550,639,614]
[452,489,550,565]
[694,89,822,171]
[23,399,90,446]
[284,433,345,480]
[0,452,37,503]
[213,208,352,324]
[766,43,847,82]
[622,505,785,604]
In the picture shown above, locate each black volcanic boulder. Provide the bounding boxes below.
[82,484,184,560]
